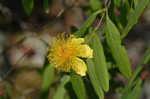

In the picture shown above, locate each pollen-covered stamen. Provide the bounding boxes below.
[47,34,93,76]
[57,44,77,61]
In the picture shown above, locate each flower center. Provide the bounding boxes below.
[58,44,76,61]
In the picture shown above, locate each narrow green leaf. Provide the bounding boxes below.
[5,83,12,98]
[53,76,70,99]
[22,0,34,15]
[86,59,104,99]
[89,33,109,92]
[74,9,106,37]
[121,0,149,39]
[0,96,3,99]
[64,94,70,99]
[70,74,87,99]
[89,0,102,11]
[134,0,138,7]
[113,0,122,7]
[141,47,150,64]
[105,15,132,79]
[41,64,55,93]
[123,47,150,93]
[122,78,142,99]
[43,0,49,10]
[53,85,66,99]
[134,0,149,17]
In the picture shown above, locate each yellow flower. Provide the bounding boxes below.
[47,34,93,76]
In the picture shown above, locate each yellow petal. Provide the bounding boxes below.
[69,37,84,44]
[56,62,71,72]
[77,45,93,58]
[71,57,87,76]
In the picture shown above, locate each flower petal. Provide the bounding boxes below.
[69,37,84,44]
[71,57,87,76]
[77,45,93,58]
[56,62,71,72]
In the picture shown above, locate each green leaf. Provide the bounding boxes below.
[122,78,142,99]
[134,0,149,17]
[0,96,4,99]
[22,0,34,15]
[43,0,49,10]
[74,9,106,37]
[86,59,104,99]
[41,64,55,93]
[121,0,149,39]
[89,0,102,11]
[5,83,12,98]
[113,0,122,7]
[53,76,70,99]
[141,47,150,64]
[105,15,132,79]
[123,47,150,94]
[134,0,138,7]
[89,33,109,92]
[70,74,87,99]
[53,86,66,99]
